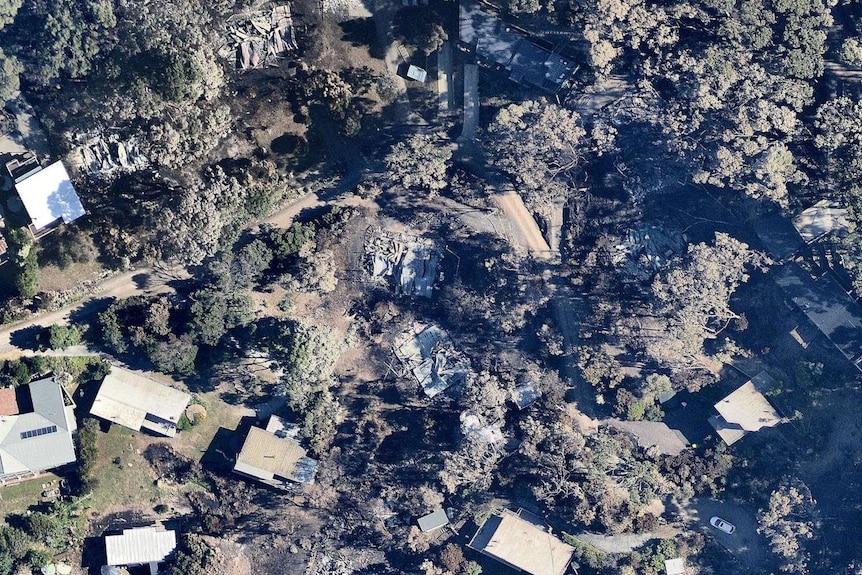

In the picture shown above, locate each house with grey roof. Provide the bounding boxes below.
[104,524,177,575]
[0,375,77,483]
[792,200,850,244]
[709,372,782,445]
[90,366,191,437]
[775,263,862,372]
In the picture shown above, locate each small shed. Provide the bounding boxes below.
[417,508,449,533]
[105,525,177,575]
[664,557,686,575]
[407,65,428,82]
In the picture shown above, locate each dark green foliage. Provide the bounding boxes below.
[5,228,38,298]
[265,222,317,261]
[23,549,50,570]
[0,48,20,103]
[232,239,274,289]
[146,334,198,375]
[8,360,30,385]
[631,539,679,575]
[170,533,217,575]
[47,324,82,350]
[21,513,64,550]
[189,287,253,347]
[77,417,99,493]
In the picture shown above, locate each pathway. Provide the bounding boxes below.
[460,63,479,141]
[437,41,453,114]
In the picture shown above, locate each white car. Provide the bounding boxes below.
[710,516,736,534]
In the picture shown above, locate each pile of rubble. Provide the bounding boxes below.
[73,135,148,176]
[365,228,442,298]
[224,4,298,70]
[394,324,470,398]
[611,224,686,281]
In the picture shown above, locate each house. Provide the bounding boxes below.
[233,415,318,488]
[90,366,191,437]
[0,375,76,483]
[709,372,782,445]
[664,557,687,575]
[604,420,689,456]
[104,525,177,575]
[459,0,575,92]
[775,263,862,371]
[5,156,85,237]
[468,508,575,575]
[417,508,449,533]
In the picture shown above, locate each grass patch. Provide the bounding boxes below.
[170,391,248,463]
[84,425,164,516]
[0,473,62,520]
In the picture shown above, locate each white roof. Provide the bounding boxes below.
[15,161,85,230]
[105,526,177,566]
[90,366,190,437]
[665,557,686,575]
[407,65,428,82]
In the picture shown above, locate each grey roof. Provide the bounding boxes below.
[417,508,449,532]
[775,264,862,369]
[105,525,177,567]
[753,212,805,261]
[459,0,573,91]
[0,377,76,477]
[604,420,688,455]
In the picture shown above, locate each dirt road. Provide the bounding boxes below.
[0,265,181,359]
[492,189,553,260]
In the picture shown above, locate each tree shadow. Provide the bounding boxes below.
[339,17,376,47]
[201,425,250,474]
[9,325,45,351]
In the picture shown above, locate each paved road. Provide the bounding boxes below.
[682,497,767,572]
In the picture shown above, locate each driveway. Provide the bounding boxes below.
[682,497,769,572]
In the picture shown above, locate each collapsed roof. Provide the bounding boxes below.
[365,228,442,298]
[226,4,298,70]
[394,325,470,398]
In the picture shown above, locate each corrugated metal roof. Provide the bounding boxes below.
[470,510,574,575]
[0,377,75,476]
[417,509,449,532]
[91,367,190,436]
[105,526,177,566]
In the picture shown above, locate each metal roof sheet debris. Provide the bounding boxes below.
[394,324,470,398]
[227,4,298,70]
[365,228,442,298]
